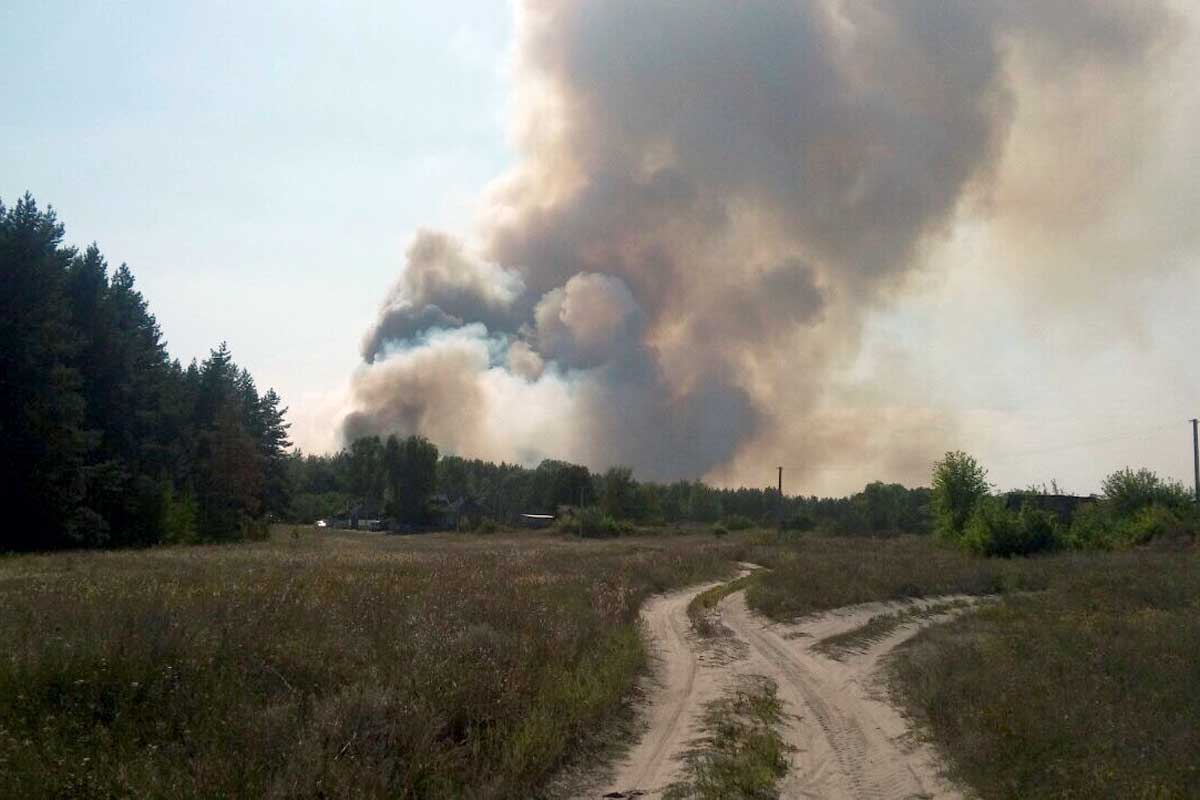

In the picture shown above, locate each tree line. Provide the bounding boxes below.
[288,435,933,535]
[1,195,291,551]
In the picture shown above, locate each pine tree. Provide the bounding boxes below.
[0,195,90,549]
[258,388,293,515]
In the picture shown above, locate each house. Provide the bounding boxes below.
[1004,493,1095,524]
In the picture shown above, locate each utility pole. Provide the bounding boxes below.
[777,466,784,530]
[1192,419,1199,504]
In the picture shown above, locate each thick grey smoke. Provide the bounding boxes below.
[344,0,1180,488]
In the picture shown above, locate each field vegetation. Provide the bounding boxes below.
[891,549,1200,799]
[0,528,748,799]
[731,530,1200,799]
[664,677,791,800]
[744,535,1047,620]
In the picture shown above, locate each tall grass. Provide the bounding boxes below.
[0,529,744,799]
[890,549,1200,799]
[744,535,1050,620]
[746,535,1200,797]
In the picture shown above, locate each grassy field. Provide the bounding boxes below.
[738,534,1200,800]
[4,527,1197,799]
[890,549,1200,800]
[744,534,1050,619]
[0,528,747,799]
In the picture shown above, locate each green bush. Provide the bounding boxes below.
[931,451,990,539]
[562,507,628,539]
[1101,468,1191,517]
[720,514,754,531]
[712,525,730,538]
[475,518,499,535]
[1063,502,1120,550]
[1120,505,1189,546]
[162,485,198,544]
[963,498,1059,557]
[1066,470,1198,550]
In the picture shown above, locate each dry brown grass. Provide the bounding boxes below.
[0,527,746,799]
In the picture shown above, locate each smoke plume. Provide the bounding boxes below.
[344,0,1182,489]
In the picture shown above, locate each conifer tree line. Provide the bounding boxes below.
[1,195,291,551]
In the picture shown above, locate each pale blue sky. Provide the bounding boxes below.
[1,1,512,448]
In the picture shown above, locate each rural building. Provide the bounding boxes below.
[1004,493,1095,524]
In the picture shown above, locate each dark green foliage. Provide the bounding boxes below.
[383,434,439,524]
[531,458,593,511]
[600,466,639,519]
[721,514,753,531]
[0,196,88,549]
[0,195,290,550]
[559,507,631,538]
[962,498,1060,557]
[294,446,934,537]
[931,451,990,539]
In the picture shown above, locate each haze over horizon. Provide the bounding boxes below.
[4,1,1199,496]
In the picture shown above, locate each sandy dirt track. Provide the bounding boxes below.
[594,572,984,799]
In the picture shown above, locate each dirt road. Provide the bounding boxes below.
[596,573,983,799]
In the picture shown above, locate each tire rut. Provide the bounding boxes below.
[591,572,979,799]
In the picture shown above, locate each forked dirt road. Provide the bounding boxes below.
[595,570,983,799]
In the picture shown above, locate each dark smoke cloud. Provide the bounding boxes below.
[361,230,525,362]
[345,0,1180,488]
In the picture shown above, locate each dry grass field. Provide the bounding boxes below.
[3,528,1197,799]
[739,535,1200,800]
[890,549,1200,800]
[0,528,748,799]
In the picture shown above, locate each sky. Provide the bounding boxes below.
[1,0,514,454]
[3,1,1198,496]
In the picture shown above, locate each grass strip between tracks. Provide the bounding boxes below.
[663,675,791,800]
[686,574,757,637]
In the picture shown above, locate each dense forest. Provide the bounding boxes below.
[288,438,933,536]
[1,195,291,551]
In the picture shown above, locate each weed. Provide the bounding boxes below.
[687,575,755,637]
[664,676,791,800]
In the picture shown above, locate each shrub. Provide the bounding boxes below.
[712,525,730,538]
[564,507,626,539]
[1119,505,1188,546]
[1066,472,1198,551]
[782,514,815,532]
[931,451,990,539]
[963,498,1059,557]
[1101,468,1191,517]
[475,518,498,535]
[721,514,754,531]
